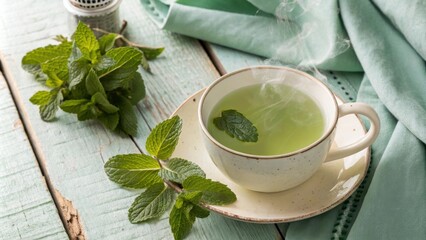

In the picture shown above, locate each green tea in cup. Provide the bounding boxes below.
[199,66,379,192]
[207,82,324,156]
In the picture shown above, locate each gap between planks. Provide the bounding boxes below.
[200,42,227,76]
[0,53,85,240]
[199,41,286,240]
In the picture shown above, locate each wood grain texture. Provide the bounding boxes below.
[0,0,279,239]
[0,71,67,239]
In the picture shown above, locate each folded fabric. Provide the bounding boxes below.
[140,0,426,239]
[141,0,362,71]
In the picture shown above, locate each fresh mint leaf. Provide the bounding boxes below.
[179,191,203,204]
[99,47,142,76]
[34,71,48,82]
[70,80,89,99]
[175,195,184,209]
[77,102,99,121]
[137,46,165,60]
[169,201,196,240]
[140,52,150,72]
[99,47,142,91]
[128,72,146,105]
[85,69,105,97]
[128,183,174,223]
[190,205,210,218]
[53,35,69,43]
[158,158,205,184]
[68,59,90,89]
[40,89,63,121]
[93,56,115,72]
[214,109,258,143]
[91,92,118,114]
[45,78,63,88]
[41,56,69,88]
[60,99,90,113]
[69,41,84,63]
[73,22,100,62]
[102,72,136,91]
[183,176,236,205]
[104,154,162,189]
[146,116,182,159]
[169,191,209,239]
[115,95,138,136]
[98,33,117,54]
[98,112,119,130]
[22,41,72,74]
[30,91,51,105]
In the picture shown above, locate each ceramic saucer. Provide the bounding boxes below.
[171,89,370,223]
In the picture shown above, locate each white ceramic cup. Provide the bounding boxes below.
[198,66,380,193]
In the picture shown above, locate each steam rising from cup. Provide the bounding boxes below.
[250,0,352,82]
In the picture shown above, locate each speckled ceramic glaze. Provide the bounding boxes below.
[198,66,380,192]
[171,89,371,222]
[200,133,333,192]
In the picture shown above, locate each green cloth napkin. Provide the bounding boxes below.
[142,0,362,71]
[141,0,426,239]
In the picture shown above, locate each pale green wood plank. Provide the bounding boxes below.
[0,0,279,239]
[0,71,67,240]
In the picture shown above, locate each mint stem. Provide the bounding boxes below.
[92,27,163,49]
[164,179,183,194]
[156,158,183,194]
[118,20,127,35]
[156,159,209,208]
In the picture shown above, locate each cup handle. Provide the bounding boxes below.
[325,102,380,162]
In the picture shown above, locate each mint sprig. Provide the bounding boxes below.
[21,22,164,136]
[214,109,258,142]
[104,116,237,240]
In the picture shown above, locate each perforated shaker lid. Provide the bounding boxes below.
[63,0,123,16]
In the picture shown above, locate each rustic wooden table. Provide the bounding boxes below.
[0,0,288,239]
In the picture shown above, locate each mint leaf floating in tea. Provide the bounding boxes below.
[104,116,237,240]
[214,109,258,142]
[22,21,165,136]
